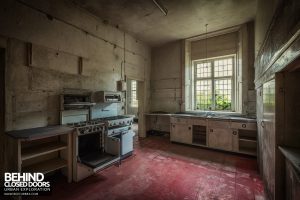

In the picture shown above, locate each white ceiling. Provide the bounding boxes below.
[72,0,256,47]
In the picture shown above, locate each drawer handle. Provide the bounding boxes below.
[232,131,237,135]
[173,124,175,128]
[210,129,213,132]
[242,124,246,128]
[188,127,191,130]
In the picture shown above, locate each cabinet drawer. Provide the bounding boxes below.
[170,117,191,124]
[193,118,206,126]
[231,122,257,130]
[207,120,230,128]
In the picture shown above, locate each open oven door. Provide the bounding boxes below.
[79,151,120,171]
[75,132,120,181]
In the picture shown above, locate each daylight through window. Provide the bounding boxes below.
[194,56,235,111]
[131,80,138,107]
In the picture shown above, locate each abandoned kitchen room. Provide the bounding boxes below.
[0,0,300,199]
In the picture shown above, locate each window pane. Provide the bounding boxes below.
[195,80,212,110]
[214,58,233,77]
[196,62,211,78]
[131,80,138,107]
[214,79,232,110]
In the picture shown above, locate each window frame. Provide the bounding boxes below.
[193,55,236,111]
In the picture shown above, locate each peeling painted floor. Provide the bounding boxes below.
[33,135,265,200]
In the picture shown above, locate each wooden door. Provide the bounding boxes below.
[262,79,276,199]
[208,128,233,151]
[256,87,264,174]
[232,129,239,151]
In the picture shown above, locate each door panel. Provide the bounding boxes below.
[208,128,233,151]
[170,123,192,144]
[122,131,134,155]
[232,129,239,151]
[262,79,276,198]
[256,87,263,174]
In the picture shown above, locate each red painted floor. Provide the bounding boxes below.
[31,135,265,200]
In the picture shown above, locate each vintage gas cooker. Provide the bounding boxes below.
[67,120,105,136]
[96,115,134,129]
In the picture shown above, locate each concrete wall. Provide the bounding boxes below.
[240,22,256,115]
[151,23,255,115]
[151,41,182,113]
[0,0,151,131]
[255,0,280,56]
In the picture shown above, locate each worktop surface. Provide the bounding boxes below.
[6,125,74,140]
[279,146,300,174]
[145,112,256,122]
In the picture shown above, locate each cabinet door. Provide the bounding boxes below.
[262,79,276,197]
[170,123,192,144]
[256,87,264,173]
[232,129,239,151]
[208,128,233,151]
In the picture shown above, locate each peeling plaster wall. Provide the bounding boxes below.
[0,0,151,131]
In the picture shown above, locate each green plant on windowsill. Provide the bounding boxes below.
[215,94,231,110]
[196,94,231,111]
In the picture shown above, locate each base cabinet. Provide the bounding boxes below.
[208,128,233,151]
[170,123,192,144]
[169,116,257,155]
[285,160,300,200]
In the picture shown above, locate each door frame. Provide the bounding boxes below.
[125,76,146,137]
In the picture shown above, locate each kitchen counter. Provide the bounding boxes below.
[6,125,74,141]
[145,112,257,156]
[279,146,300,174]
[144,113,173,116]
[145,112,256,122]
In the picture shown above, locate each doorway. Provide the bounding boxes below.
[127,79,139,120]
[127,79,139,136]
[126,79,146,138]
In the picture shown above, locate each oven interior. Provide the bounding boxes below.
[78,132,119,168]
